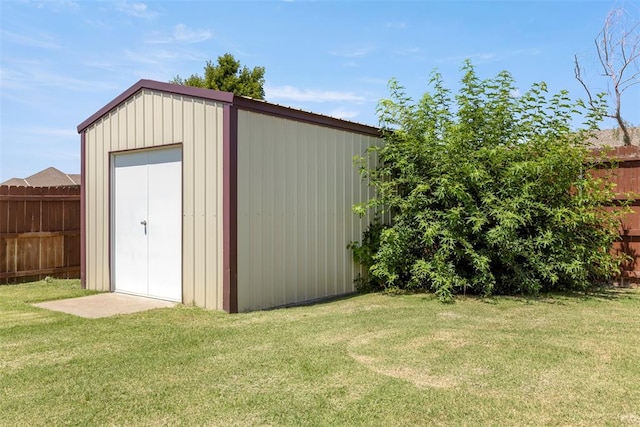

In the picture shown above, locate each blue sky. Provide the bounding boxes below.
[1,0,639,181]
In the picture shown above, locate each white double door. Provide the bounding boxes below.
[112,147,182,302]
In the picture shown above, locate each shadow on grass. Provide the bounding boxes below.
[350,284,639,306]
[479,285,638,305]
[242,283,640,311]
[266,292,364,310]
[282,286,636,309]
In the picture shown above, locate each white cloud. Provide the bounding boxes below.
[0,66,119,93]
[342,61,360,68]
[438,48,541,64]
[20,0,79,10]
[147,24,212,44]
[83,59,117,69]
[329,46,375,58]
[124,48,205,65]
[385,22,406,29]
[84,18,112,29]
[327,108,360,120]
[39,148,81,161]
[512,48,542,56]
[0,67,28,91]
[394,47,422,56]
[1,30,61,49]
[265,85,366,103]
[438,52,497,64]
[27,127,78,138]
[173,24,211,43]
[360,77,388,85]
[115,1,156,19]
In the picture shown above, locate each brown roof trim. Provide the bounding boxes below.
[77,79,381,137]
[232,96,380,137]
[77,80,235,133]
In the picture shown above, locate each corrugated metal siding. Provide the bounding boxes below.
[83,89,225,309]
[236,110,380,311]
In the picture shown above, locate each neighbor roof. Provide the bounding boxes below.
[77,79,380,137]
[587,128,640,148]
[1,167,80,187]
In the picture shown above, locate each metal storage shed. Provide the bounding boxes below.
[77,80,380,312]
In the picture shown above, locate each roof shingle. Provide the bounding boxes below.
[1,167,80,187]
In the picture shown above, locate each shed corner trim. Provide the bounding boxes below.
[222,104,238,313]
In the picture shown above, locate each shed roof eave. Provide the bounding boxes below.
[77,79,381,138]
[76,79,235,133]
[231,96,380,137]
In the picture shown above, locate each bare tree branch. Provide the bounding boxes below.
[574,55,598,108]
[576,7,639,145]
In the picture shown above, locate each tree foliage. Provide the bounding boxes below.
[171,53,266,99]
[352,61,626,301]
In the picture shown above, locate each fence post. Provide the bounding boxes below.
[0,185,81,284]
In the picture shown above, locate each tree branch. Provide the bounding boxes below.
[576,7,639,145]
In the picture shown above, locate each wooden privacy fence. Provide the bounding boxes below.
[592,146,640,280]
[0,185,81,284]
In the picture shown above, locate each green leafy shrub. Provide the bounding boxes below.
[353,61,626,301]
[347,219,388,292]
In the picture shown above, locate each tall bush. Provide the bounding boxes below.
[352,62,625,300]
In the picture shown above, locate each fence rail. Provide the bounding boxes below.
[593,146,640,280]
[1,185,81,284]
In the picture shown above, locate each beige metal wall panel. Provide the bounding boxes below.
[193,99,206,305]
[205,101,225,308]
[181,97,195,306]
[134,93,144,149]
[82,89,225,310]
[236,110,381,312]
[84,125,109,291]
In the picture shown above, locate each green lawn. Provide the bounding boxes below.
[1,280,640,426]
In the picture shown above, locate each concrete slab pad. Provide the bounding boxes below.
[33,293,176,318]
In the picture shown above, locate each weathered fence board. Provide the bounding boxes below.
[0,185,81,283]
[592,146,640,280]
